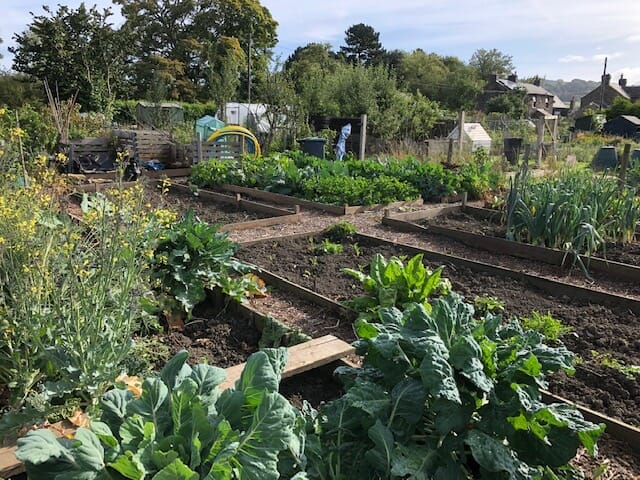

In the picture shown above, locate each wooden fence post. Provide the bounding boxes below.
[359,114,367,160]
[619,143,631,186]
[196,132,203,164]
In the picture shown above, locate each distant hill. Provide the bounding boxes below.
[541,79,599,102]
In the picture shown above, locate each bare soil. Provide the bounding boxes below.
[146,301,260,369]
[143,182,270,225]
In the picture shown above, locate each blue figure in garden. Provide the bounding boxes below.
[336,123,351,161]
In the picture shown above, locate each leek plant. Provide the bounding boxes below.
[505,168,640,262]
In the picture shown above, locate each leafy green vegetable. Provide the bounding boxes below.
[305,294,605,479]
[16,348,305,480]
[150,209,265,321]
[343,252,450,320]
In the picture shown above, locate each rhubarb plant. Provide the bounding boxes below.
[16,348,305,479]
[305,294,604,479]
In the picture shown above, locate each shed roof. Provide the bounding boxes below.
[447,123,492,143]
[619,115,640,125]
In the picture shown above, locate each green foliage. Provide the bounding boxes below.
[325,221,357,242]
[505,168,640,259]
[521,311,572,343]
[605,96,640,121]
[343,253,450,321]
[313,238,344,255]
[11,4,127,112]
[115,0,277,102]
[487,88,528,119]
[16,348,305,479]
[469,48,515,79]
[0,184,158,417]
[591,351,640,379]
[474,295,505,316]
[339,23,385,66]
[150,210,264,319]
[305,295,604,479]
[192,152,500,205]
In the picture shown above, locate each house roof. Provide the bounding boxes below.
[553,95,568,109]
[609,82,631,99]
[624,86,640,99]
[497,78,553,96]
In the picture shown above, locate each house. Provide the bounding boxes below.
[447,123,492,151]
[484,74,556,116]
[602,115,640,138]
[552,95,570,117]
[580,74,640,112]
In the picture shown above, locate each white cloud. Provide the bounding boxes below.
[613,67,640,85]
[593,52,623,61]
[559,55,587,63]
[627,34,640,43]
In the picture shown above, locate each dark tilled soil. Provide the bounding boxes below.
[238,233,640,427]
[144,183,269,225]
[147,303,260,369]
[279,361,345,410]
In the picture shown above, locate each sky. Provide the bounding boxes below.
[1,0,639,84]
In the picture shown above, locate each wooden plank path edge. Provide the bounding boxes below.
[383,205,640,285]
[0,335,354,478]
[219,334,353,390]
[218,184,424,215]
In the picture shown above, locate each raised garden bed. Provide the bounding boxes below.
[70,180,302,231]
[218,183,424,215]
[0,334,354,479]
[238,231,640,430]
[383,205,640,287]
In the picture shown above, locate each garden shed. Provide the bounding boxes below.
[136,101,184,128]
[602,115,640,138]
[447,122,492,151]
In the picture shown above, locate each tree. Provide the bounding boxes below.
[339,23,385,66]
[11,4,127,112]
[486,88,527,119]
[396,50,482,111]
[606,96,640,120]
[205,36,245,118]
[469,48,514,80]
[114,0,278,102]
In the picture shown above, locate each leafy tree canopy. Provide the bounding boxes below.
[469,48,514,80]
[339,23,385,66]
[486,87,527,119]
[114,0,278,102]
[10,3,127,112]
[605,96,640,120]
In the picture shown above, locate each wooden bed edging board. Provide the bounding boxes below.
[219,334,354,390]
[68,167,192,182]
[383,207,640,285]
[218,184,424,215]
[249,266,358,322]
[161,183,302,232]
[354,233,640,315]
[541,390,640,454]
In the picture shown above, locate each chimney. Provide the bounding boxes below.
[533,76,541,86]
[507,73,517,83]
[619,74,627,88]
[602,73,611,85]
